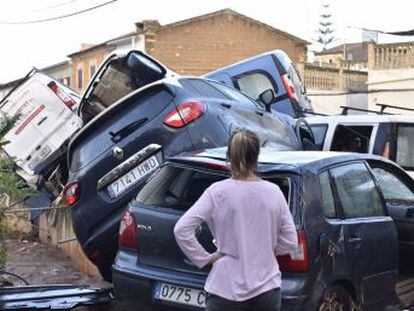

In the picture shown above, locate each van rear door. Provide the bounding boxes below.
[0,72,81,175]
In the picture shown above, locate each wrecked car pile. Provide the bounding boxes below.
[63,50,308,280]
[2,48,414,310]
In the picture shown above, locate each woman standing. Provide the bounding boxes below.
[174,129,298,311]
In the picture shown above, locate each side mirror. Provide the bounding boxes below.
[258,89,275,112]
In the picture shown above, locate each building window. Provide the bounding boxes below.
[77,68,83,89]
[61,77,71,87]
[90,65,96,79]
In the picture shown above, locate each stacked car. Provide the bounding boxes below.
[3,48,414,310]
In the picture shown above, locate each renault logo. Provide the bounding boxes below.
[112,146,124,160]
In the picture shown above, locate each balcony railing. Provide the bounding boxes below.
[369,42,414,70]
[304,64,367,92]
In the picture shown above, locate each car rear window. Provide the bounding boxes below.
[136,165,291,210]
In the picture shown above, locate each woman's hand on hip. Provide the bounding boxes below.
[209,251,223,264]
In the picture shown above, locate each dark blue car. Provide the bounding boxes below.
[113,148,406,310]
[63,50,303,280]
[205,50,313,118]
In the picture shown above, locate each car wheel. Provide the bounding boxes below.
[318,284,355,311]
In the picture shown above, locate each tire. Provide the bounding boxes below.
[98,264,113,282]
[318,284,354,311]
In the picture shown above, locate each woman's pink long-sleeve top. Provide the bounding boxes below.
[174,178,298,301]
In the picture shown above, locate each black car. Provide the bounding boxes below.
[62,50,303,280]
[112,148,414,310]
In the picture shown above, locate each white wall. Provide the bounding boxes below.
[367,68,414,114]
[308,89,368,115]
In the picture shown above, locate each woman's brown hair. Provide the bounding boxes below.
[227,129,260,179]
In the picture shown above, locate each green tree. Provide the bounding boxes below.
[0,114,35,269]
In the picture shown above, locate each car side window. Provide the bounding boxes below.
[331,125,373,153]
[396,125,414,169]
[331,163,384,218]
[310,124,328,149]
[371,167,414,203]
[236,72,276,102]
[206,80,262,110]
[319,171,336,218]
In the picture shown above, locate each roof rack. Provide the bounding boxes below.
[340,106,394,115]
[376,103,414,114]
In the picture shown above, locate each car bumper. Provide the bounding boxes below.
[113,251,308,311]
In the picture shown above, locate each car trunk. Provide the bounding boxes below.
[69,85,174,172]
[130,164,293,275]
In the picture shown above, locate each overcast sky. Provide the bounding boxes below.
[1,0,414,83]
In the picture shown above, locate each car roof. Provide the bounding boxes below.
[203,49,285,77]
[169,147,386,174]
[306,114,414,124]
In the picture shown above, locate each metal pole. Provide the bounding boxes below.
[57,237,78,244]
[4,205,65,214]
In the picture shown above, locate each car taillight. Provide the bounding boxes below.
[88,250,102,262]
[281,74,299,102]
[47,81,76,110]
[164,102,205,128]
[62,182,80,206]
[277,230,309,272]
[119,211,137,249]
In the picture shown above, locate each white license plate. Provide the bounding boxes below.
[154,282,206,308]
[107,155,159,198]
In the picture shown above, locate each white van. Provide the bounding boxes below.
[306,114,414,177]
[0,71,82,184]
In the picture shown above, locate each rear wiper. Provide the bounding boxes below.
[110,118,148,141]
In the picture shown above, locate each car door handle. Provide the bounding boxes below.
[37,116,48,126]
[220,103,231,109]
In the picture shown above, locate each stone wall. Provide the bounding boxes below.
[38,207,100,277]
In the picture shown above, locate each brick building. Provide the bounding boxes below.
[143,9,308,76]
[67,8,308,92]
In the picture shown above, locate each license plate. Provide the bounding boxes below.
[154,282,206,308]
[107,155,159,198]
